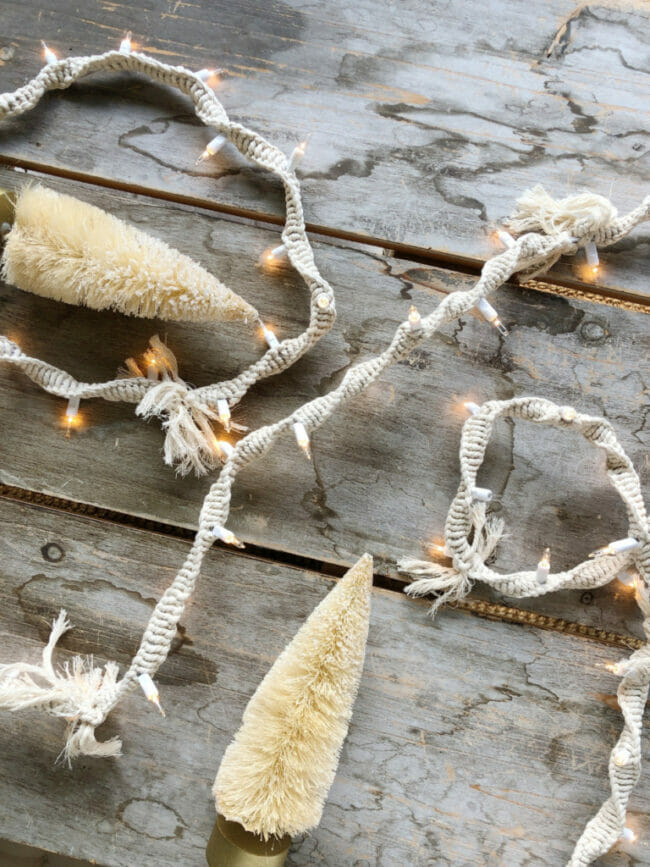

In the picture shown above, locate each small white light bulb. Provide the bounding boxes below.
[591,537,640,557]
[471,486,493,503]
[119,31,133,54]
[137,672,165,716]
[196,68,221,86]
[292,421,311,460]
[316,293,330,310]
[216,440,235,460]
[605,661,622,675]
[41,41,58,66]
[476,297,509,337]
[212,524,245,548]
[197,134,227,163]
[407,305,422,332]
[585,241,599,276]
[536,547,551,584]
[464,401,481,416]
[620,827,636,843]
[261,323,280,349]
[287,135,311,171]
[65,396,81,437]
[217,399,231,432]
[496,229,516,249]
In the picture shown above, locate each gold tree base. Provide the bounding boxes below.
[206,815,291,866]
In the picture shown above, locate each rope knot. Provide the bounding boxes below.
[507,185,618,241]
[131,336,221,476]
[0,610,122,763]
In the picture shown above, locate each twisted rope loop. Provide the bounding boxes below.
[401,396,650,865]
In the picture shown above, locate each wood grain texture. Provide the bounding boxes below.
[0,0,648,298]
[0,169,648,637]
[1,496,648,866]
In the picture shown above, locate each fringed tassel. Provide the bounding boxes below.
[401,516,505,617]
[132,335,222,476]
[0,610,122,762]
[507,185,618,238]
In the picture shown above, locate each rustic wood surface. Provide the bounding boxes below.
[0,169,647,637]
[1,497,649,867]
[0,0,648,300]
[0,1,648,865]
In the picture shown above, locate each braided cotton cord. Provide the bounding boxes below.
[0,48,336,472]
[404,396,650,865]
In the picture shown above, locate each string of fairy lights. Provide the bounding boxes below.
[0,30,644,860]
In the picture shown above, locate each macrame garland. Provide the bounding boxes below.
[0,183,646,801]
[0,47,336,474]
[400,396,650,865]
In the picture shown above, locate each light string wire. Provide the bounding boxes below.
[0,46,336,474]
[403,396,650,866]
[0,184,647,767]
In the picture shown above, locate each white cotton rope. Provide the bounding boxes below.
[401,396,650,866]
[0,48,336,475]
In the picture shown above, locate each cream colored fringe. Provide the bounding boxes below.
[0,611,122,763]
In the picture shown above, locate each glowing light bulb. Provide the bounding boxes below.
[262,244,288,268]
[287,135,311,171]
[585,241,599,276]
[137,672,165,716]
[119,31,133,54]
[41,41,58,65]
[217,398,231,432]
[560,406,576,422]
[293,421,311,459]
[431,541,452,558]
[471,486,493,503]
[536,547,551,584]
[261,323,280,349]
[407,305,422,332]
[590,538,640,558]
[197,68,221,86]
[620,827,636,843]
[64,396,81,437]
[216,440,234,460]
[197,134,227,163]
[212,524,245,548]
[496,229,516,249]
[464,401,481,416]
[316,293,330,310]
[475,297,509,337]
[605,661,622,675]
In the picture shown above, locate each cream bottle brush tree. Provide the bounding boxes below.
[209,553,374,866]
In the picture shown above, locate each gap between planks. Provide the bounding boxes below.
[2,155,647,311]
[1,482,643,654]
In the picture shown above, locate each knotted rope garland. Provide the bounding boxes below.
[402,396,650,865]
[0,185,646,768]
[0,47,336,474]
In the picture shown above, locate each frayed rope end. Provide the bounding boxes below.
[0,609,122,761]
[507,185,618,239]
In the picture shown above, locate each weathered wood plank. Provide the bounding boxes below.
[0,169,648,636]
[0,497,648,866]
[0,0,648,298]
